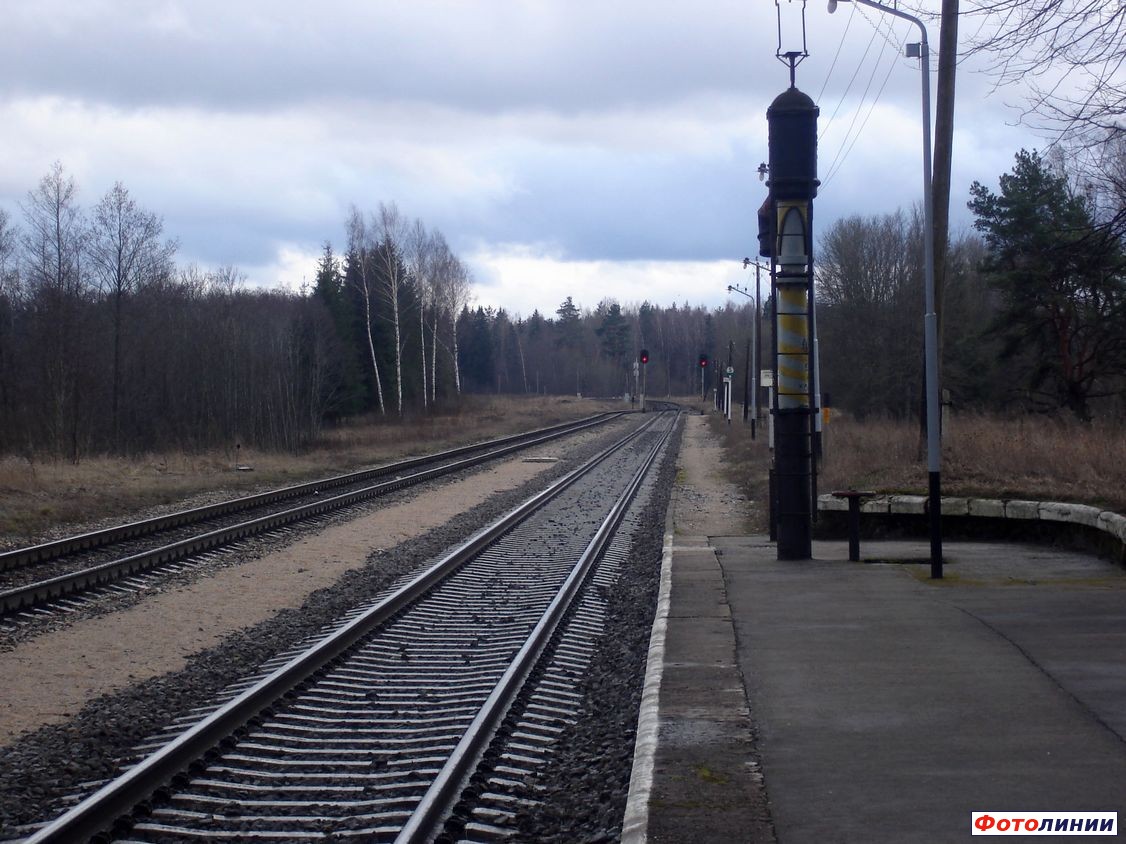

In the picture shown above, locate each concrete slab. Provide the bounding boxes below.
[969,498,1006,518]
[631,414,1126,844]
[655,664,751,718]
[721,539,1126,842]
[1005,499,1041,519]
[662,615,738,664]
[888,494,927,514]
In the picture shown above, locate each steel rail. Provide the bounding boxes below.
[0,413,620,573]
[397,413,676,843]
[24,412,670,844]
[0,413,622,616]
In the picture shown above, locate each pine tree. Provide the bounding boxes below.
[312,242,367,417]
[969,149,1126,420]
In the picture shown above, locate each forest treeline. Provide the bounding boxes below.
[0,149,1122,460]
[818,148,1125,423]
[0,162,748,459]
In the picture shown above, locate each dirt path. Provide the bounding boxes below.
[0,451,566,745]
[672,414,755,536]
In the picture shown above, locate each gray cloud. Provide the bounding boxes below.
[1,0,766,114]
[0,0,1046,304]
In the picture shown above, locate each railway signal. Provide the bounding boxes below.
[636,349,650,411]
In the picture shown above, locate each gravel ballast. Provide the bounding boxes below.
[0,414,677,839]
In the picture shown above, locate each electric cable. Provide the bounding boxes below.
[823,40,903,185]
[821,27,897,183]
[816,2,857,103]
[818,16,881,142]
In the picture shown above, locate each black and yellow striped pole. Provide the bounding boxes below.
[765,83,819,560]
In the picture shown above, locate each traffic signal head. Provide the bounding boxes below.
[639,349,650,365]
[699,354,709,368]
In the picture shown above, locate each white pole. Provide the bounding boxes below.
[839,0,942,576]
[768,385,775,450]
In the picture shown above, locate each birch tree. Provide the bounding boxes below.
[346,206,386,415]
[406,219,444,410]
[428,233,456,403]
[444,256,472,395]
[374,202,408,416]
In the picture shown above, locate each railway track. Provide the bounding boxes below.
[0,413,621,626]
[20,409,678,843]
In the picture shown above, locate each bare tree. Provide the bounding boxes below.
[373,202,408,416]
[444,257,472,396]
[406,218,441,410]
[428,233,454,404]
[88,181,178,448]
[0,209,20,440]
[20,162,89,459]
[816,210,925,416]
[0,210,16,285]
[964,0,1126,144]
[346,206,386,415]
[209,264,246,295]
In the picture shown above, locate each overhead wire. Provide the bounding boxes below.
[817,9,880,142]
[853,1,915,55]
[818,5,919,187]
[816,2,857,103]
[822,45,903,185]
[816,0,904,148]
[821,29,896,183]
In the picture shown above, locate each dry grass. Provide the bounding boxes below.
[709,409,1126,517]
[939,413,1126,511]
[7,400,1118,549]
[0,396,621,546]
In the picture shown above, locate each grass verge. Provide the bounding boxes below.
[0,396,622,547]
[705,408,1126,519]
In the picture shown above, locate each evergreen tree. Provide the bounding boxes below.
[555,296,584,394]
[458,306,495,391]
[595,301,630,361]
[555,296,581,345]
[969,149,1126,420]
[313,242,366,416]
[595,300,631,395]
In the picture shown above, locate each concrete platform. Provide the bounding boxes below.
[628,534,1126,842]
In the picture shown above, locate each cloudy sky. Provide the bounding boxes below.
[0,0,1041,317]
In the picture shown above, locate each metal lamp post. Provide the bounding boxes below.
[829,0,943,578]
[729,260,768,438]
